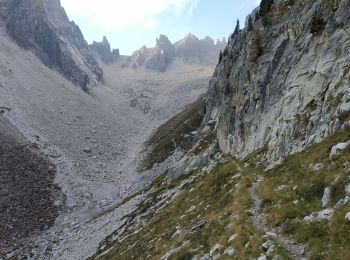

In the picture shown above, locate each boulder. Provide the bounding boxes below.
[345,184,350,196]
[345,212,350,222]
[210,243,223,257]
[321,187,331,208]
[262,240,274,251]
[330,141,350,158]
[334,197,350,210]
[317,209,334,220]
[310,163,324,172]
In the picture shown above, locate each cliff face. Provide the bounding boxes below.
[204,0,350,162]
[3,0,102,90]
[90,36,120,64]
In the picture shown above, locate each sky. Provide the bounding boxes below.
[61,0,260,55]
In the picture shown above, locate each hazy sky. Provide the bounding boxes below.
[61,0,260,55]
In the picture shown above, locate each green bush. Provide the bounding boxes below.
[310,13,326,35]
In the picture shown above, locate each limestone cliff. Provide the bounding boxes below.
[204,0,350,162]
[2,0,103,90]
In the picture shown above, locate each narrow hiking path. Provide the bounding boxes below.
[249,176,308,260]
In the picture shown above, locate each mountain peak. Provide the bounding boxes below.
[4,0,102,90]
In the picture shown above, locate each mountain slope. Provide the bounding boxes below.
[205,0,350,162]
[2,0,102,90]
[90,0,350,259]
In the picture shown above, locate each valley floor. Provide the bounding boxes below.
[0,27,213,259]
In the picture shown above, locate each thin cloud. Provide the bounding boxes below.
[61,0,200,32]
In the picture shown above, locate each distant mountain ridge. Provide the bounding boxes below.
[91,34,227,72]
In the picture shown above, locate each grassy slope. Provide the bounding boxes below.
[96,159,265,260]
[257,127,350,259]
[94,126,350,260]
[140,96,206,171]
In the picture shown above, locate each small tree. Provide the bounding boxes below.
[231,19,240,40]
[247,16,253,32]
[259,0,274,26]
[310,13,326,35]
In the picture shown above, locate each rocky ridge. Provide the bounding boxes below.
[125,34,226,72]
[90,36,120,64]
[204,0,350,162]
[2,0,102,90]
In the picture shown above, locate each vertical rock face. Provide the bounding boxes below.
[3,0,102,90]
[204,0,350,162]
[145,35,175,72]
[90,36,120,64]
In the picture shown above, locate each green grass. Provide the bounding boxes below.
[257,126,350,259]
[94,159,266,260]
[140,96,206,171]
[93,125,350,260]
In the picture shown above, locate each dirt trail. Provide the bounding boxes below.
[249,176,307,260]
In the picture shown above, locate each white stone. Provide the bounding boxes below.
[201,126,211,134]
[262,240,274,250]
[321,187,331,208]
[330,141,350,157]
[317,209,334,220]
[265,232,277,237]
[345,212,350,222]
[224,246,235,256]
[345,184,350,196]
[275,184,287,191]
[210,243,223,257]
[310,163,324,172]
[228,234,238,243]
[304,215,315,222]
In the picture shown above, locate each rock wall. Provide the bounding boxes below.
[3,0,102,90]
[90,36,119,64]
[204,0,350,162]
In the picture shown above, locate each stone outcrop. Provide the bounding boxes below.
[144,35,175,72]
[204,0,350,162]
[90,36,119,64]
[3,0,102,90]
